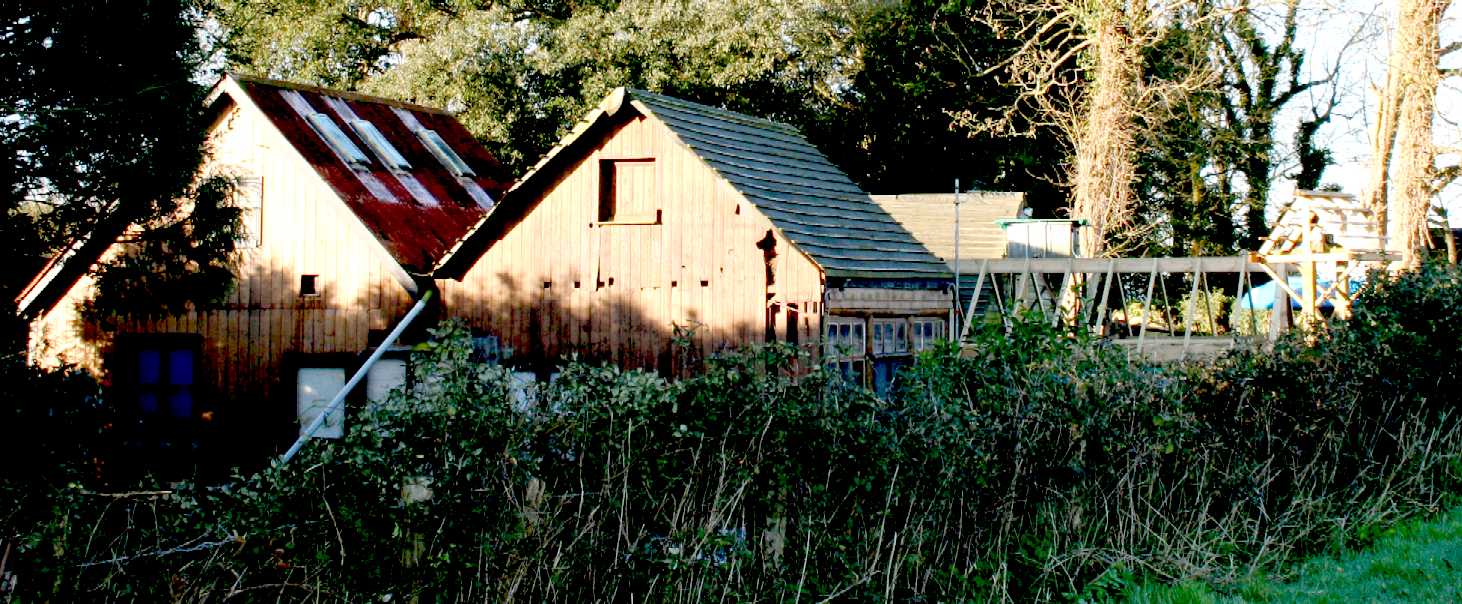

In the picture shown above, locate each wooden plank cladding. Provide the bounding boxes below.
[437,88,953,372]
[826,288,950,315]
[438,112,828,369]
[21,75,510,420]
[23,78,954,434]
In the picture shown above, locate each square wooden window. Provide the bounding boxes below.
[911,318,947,351]
[871,319,910,356]
[825,317,865,360]
[117,336,201,420]
[599,158,658,223]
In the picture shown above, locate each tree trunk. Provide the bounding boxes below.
[1389,0,1449,266]
[1366,64,1399,242]
[1071,1,1141,257]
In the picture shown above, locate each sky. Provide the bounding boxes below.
[1280,0,1460,225]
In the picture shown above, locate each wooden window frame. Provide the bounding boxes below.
[910,317,947,351]
[112,334,204,420]
[236,176,264,248]
[597,158,660,225]
[824,316,866,361]
[870,318,910,356]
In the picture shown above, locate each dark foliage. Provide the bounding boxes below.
[3,266,1461,601]
[1,0,237,312]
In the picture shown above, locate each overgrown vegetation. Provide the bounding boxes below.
[1130,504,1462,602]
[4,265,1462,601]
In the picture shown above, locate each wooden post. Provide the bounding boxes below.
[1269,263,1291,342]
[1300,211,1326,331]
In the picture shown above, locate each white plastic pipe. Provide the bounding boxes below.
[278,289,434,464]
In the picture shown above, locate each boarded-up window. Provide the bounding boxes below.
[599,159,657,222]
[365,357,408,405]
[297,367,346,439]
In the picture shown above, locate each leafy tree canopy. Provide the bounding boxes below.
[2,0,239,330]
[210,0,1065,207]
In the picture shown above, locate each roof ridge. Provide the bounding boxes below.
[624,88,801,135]
[228,72,452,116]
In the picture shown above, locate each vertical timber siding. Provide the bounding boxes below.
[441,113,825,370]
[27,99,415,407]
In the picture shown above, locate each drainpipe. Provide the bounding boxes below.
[279,288,435,464]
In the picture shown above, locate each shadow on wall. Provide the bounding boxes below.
[61,261,421,477]
[442,270,782,378]
[55,257,803,477]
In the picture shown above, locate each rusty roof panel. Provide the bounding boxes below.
[234,75,510,272]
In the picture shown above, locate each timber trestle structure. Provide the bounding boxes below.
[953,252,1395,362]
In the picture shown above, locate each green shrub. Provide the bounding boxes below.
[1229,304,1271,336]
[1181,288,1234,334]
[5,265,1462,602]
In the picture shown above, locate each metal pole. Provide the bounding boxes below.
[279,289,435,464]
[952,179,961,340]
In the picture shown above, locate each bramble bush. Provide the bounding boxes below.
[3,265,1462,601]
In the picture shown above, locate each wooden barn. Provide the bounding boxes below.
[435,88,952,387]
[16,74,510,459]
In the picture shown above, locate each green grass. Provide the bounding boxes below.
[1127,506,1462,603]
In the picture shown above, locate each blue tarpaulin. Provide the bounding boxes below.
[1239,276,1363,310]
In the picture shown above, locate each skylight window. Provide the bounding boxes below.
[415,128,475,177]
[350,119,411,171]
[305,112,370,167]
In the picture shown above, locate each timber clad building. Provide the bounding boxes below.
[437,88,953,383]
[17,78,952,460]
[18,74,511,453]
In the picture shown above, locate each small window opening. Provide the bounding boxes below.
[300,274,319,297]
[700,280,709,287]
[607,277,615,286]
[543,281,552,289]
[598,158,656,222]
[734,205,741,215]
[671,280,678,288]
[574,281,582,289]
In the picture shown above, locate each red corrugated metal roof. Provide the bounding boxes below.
[232,74,510,272]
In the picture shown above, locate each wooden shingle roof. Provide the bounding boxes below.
[438,88,949,280]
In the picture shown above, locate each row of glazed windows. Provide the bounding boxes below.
[824,316,946,361]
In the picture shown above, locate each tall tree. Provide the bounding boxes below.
[1383,0,1452,266]
[1210,0,1331,249]
[1132,16,1240,256]
[212,0,864,171]
[811,0,1067,205]
[958,0,1206,255]
[2,0,238,336]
